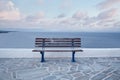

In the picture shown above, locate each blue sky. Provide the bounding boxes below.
[12,0,101,17]
[0,0,120,32]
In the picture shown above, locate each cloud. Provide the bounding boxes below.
[114,21,120,27]
[82,8,119,29]
[97,0,120,9]
[60,0,72,10]
[23,9,119,32]
[1,15,119,32]
[72,11,88,19]
[69,10,114,29]
[97,8,118,20]
[37,0,44,5]
[0,0,21,20]
[26,12,45,22]
[57,13,66,18]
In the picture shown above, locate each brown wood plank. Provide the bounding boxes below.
[36,38,81,40]
[32,49,83,52]
[35,40,81,42]
[35,42,81,44]
[36,38,80,39]
[35,45,81,47]
[36,38,81,41]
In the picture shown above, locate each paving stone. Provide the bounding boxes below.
[96,57,115,63]
[43,76,56,80]
[61,74,73,80]
[90,62,106,71]
[59,66,69,72]
[111,62,120,68]
[56,63,70,67]
[102,67,114,74]
[78,64,92,73]
[88,71,99,76]
[18,72,49,80]
[48,66,59,72]
[72,71,84,77]
[91,73,107,80]
[113,69,120,75]
[35,63,41,67]
[97,62,110,67]
[57,78,70,80]
[75,76,89,80]
[16,68,49,80]
[77,58,94,64]
[70,65,78,71]
[67,71,78,75]
[104,74,120,80]
[52,71,65,78]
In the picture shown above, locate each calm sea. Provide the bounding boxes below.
[0,32,120,48]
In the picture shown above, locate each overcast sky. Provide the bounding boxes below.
[0,0,120,32]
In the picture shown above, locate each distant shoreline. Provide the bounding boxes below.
[0,30,16,33]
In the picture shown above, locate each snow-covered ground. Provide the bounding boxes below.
[0,48,120,58]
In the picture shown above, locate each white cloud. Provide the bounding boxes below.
[97,8,118,20]
[97,0,120,10]
[0,15,119,32]
[26,12,45,22]
[60,0,72,10]
[0,0,21,20]
[22,9,120,32]
[114,21,120,27]
[72,11,88,20]
[37,0,44,5]
[81,8,119,30]
[57,13,66,18]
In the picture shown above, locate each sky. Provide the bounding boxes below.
[0,0,120,32]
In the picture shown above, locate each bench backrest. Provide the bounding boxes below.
[35,38,81,48]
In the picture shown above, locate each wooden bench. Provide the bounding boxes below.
[32,38,83,62]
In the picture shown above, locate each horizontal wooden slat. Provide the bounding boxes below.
[35,46,81,47]
[35,40,81,42]
[32,50,83,52]
[35,43,80,47]
[35,44,81,47]
[36,38,81,42]
[35,42,81,44]
[36,38,80,40]
[34,38,81,47]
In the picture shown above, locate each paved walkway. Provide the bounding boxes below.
[0,57,120,80]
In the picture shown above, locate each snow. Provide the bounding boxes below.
[0,48,120,58]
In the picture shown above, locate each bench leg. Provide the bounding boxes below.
[40,51,45,62]
[72,51,76,62]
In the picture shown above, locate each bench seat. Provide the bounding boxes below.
[32,50,83,52]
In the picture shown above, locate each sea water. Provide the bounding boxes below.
[0,32,120,48]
